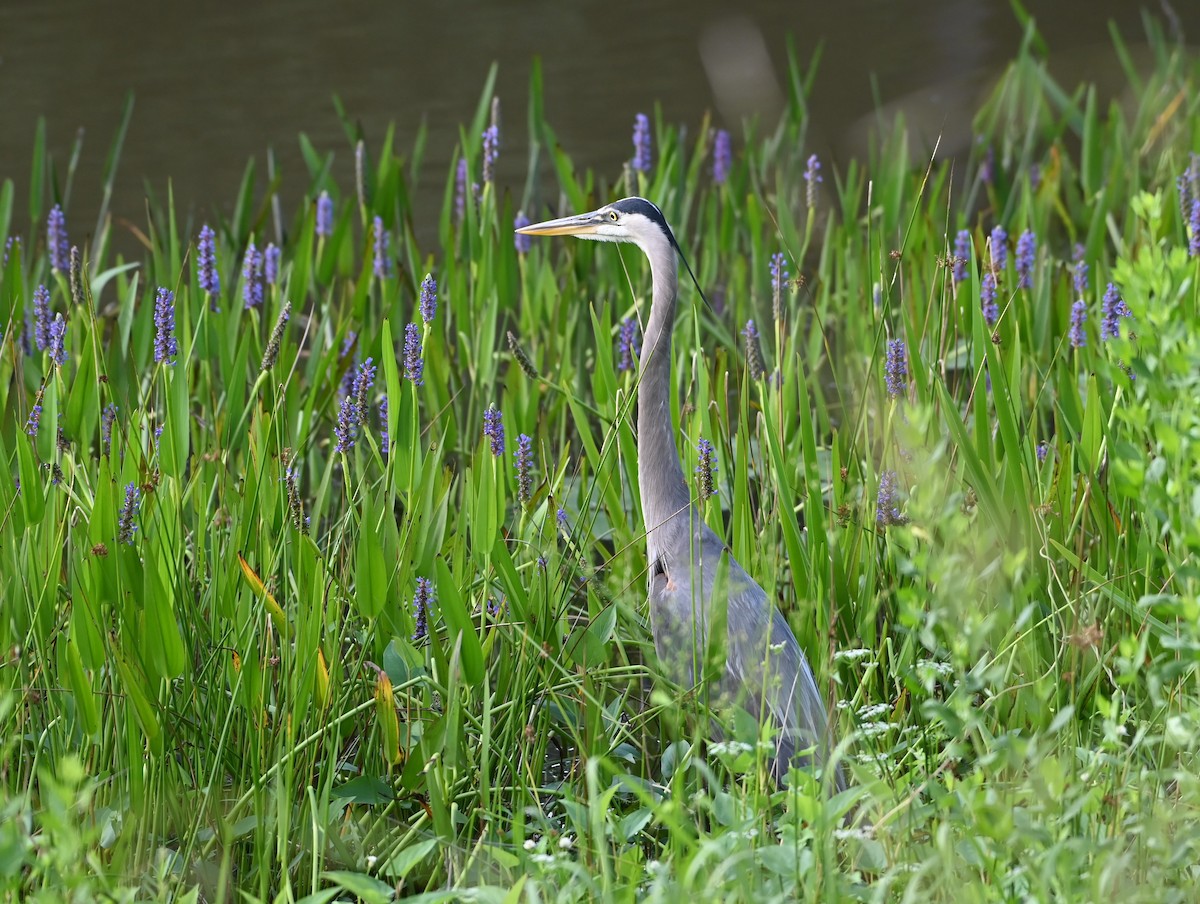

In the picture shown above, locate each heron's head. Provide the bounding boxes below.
[515,197,679,256]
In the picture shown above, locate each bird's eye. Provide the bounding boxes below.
[608,210,619,221]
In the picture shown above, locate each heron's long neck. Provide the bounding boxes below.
[638,241,691,559]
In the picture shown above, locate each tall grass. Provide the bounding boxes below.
[1,15,1199,903]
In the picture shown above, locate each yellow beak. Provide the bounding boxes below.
[514,210,605,237]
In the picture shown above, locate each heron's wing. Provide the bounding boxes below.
[722,562,832,780]
[648,529,835,783]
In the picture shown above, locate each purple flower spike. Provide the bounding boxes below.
[515,433,534,503]
[1190,197,1200,258]
[153,288,177,363]
[989,225,1008,273]
[101,403,118,458]
[876,470,902,527]
[373,216,392,280]
[514,212,532,254]
[712,129,731,185]
[242,242,263,309]
[885,338,907,399]
[455,157,469,223]
[47,204,69,273]
[198,225,220,307]
[32,284,51,350]
[616,317,640,372]
[953,230,971,284]
[482,124,499,184]
[483,405,504,456]
[1100,283,1131,341]
[48,313,67,367]
[25,404,42,437]
[1069,299,1087,348]
[804,154,822,208]
[316,191,334,238]
[1015,229,1036,289]
[419,273,437,323]
[695,438,717,501]
[403,322,424,386]
[264,243,281,286]
[632,113,652,173]
[412,577,434,641]
[117,482,141,544]
[1072,244,1089,295]
[333,395,357,453]
[981,271,999,326]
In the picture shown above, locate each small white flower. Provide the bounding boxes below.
[558,836,574,850]
[532,853,556,865]
[857,703,891,720]
[523,839,537,851]
[834,648,873,663]
[365,855,377,867]
[833,826,874,841]
[646,860,664,876]
[858,721,890,737]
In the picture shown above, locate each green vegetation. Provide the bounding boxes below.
[2,15,1199,903]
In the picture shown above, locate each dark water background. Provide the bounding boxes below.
[0,1,1195,244]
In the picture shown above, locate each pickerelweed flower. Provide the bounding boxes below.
[804,154,822,208]
[403,322,424,385]
[264,243,281,286]
[419,273,437,323]
[696,438,717,501]
[953,230,971,283]
[482,124,499,184]
[507,330,539,379]
[989,225,1007,273]
[153,287,177,363]
[617,317,640,372]
[1072,244,1088,295]
[48,313,67,367]
[340,331,357,360]
[632,113,652,173]
[373,216,391,279]
[101,403,117,458]
[24,403,42,437]
[1178,173,1192,235]
[242,242,263,309]
[1069,299,1088,348]
[885,338,907,398]
[333,395,357,453]
[514,212,532,254]
[117,482,141,545]
[1190,197,1200,257]
[455,157,469,223]
[483,405,505,456]
[712,129,731,184]
[412,577,434,641]
[284,463,308,533]
[3,235,19,267]
[981,271,999,326]
[69,246,83,305]
[197,224,220,302]
[742,319,766,379]
[1100,283,1132,341]
[1036,441,1049,463]
[352,357,376,424]
[556,507,568,529]
[515,433,534,503]
[770,252,788,320]
[876,470,902,527]
[32,284,51,350]
[316,191,334,237]
[377,396,389,457]
[47,204,69,273]
[1015,229,1036,288]
[260,300,291,372]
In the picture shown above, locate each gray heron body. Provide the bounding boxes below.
[517,197,840,788]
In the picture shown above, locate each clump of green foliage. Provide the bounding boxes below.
[0,13,1198,904]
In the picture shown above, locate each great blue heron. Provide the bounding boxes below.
[517,197,842,789]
